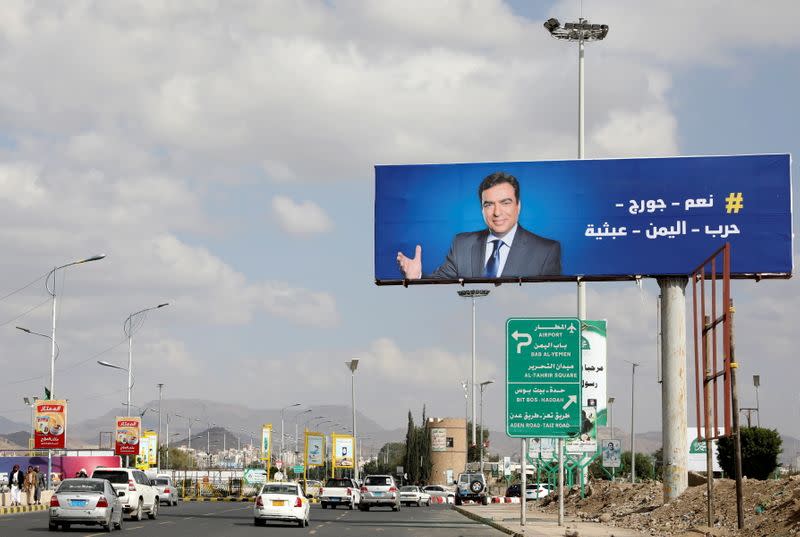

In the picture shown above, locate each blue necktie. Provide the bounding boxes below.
[484,239,502,277]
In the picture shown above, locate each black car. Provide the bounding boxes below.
[505,484,521,497]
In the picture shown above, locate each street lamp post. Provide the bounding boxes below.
[23,397,39,450]
[608,396,615,479]
[157,383,164,470]
[457,289,490,457]
[628,361,640,483]
[479,380,494,473]
[281,403,301,473]
[175,414,200,468]
[346,360,360,481]
[753,375,761,427]
[123,303,169,417]
[544,17,608,527]
[44,254,106,400]
[294,409,312,454]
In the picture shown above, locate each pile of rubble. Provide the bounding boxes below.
[534,475,800,536]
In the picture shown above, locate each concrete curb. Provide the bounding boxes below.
[453,505,522,537]
[0,504,48,516]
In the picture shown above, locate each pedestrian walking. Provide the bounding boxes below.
[34,466,45,505]
[24,465,36,505]
[8,464,24,506]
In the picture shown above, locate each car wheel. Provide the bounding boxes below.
[254,517,266,526]
[132,498,143,521]
[481,496,489,506]
[470,480,484,494]
[148,500,158,519]
[114,514,123,531]
[427,499,431,506]
[48,522,57,531]
[455,496,462,506]
[348,501,354,510]
[102,515,112,533]
[297,519,304,527]
[362,505,369,511]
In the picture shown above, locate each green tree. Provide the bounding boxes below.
[417,406,432,484]
[162,447,195,469]
[365,442,405,475]
[404,410,418,483]
[465,421,490,462]
[717,427,782,480]
[619,451,655,481]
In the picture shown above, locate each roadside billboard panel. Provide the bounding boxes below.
[332,434,354,469]
[115,417,140,456]
[375,154,792,284]
[260,424,272,462]
[34,400,67,449]
[305,432,325,467]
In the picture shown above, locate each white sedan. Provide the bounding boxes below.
[254,482,310,528]
[399,486,431,507]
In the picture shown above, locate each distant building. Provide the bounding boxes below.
[426,417,466,486]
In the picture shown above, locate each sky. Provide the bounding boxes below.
[0,1,798,450]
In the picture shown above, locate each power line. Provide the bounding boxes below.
[0,297,51,328]
[0,273,47,302]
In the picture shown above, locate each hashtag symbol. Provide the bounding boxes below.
[725,192,743,214]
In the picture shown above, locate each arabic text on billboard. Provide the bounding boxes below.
[375,154,792,284]
[431,428,447,452]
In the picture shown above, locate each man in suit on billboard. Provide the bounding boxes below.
[396,172,561,279]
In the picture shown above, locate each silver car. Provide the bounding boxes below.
[153,475,179,506]
[49,478,124,532]
[358,475,400,511]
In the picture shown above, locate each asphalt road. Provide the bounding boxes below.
[0,501,506,536]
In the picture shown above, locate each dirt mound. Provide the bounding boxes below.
[532,476,800,536]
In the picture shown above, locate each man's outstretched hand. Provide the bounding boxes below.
[396,245,422,279]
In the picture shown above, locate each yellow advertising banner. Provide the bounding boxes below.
[260,424,272,462]
[144,431,158,466]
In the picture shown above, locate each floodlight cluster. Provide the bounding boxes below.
[544,18,609,41]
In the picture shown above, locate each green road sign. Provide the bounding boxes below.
[292,465,304,474]
[506,317,582,438]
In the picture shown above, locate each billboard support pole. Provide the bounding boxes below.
[658,277,689,500]
[520,438,526,526]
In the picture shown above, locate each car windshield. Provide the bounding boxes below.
[261,484,298,495]
[153,478,169,485]
[400,486,417,492]
[91,471,128,484]
[364,476,391,486]
[325,479,351,487]
[425,486,442,491]
[57,480,105,493]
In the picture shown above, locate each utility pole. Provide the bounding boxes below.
[157,383,164,470]
[629,361,640,483]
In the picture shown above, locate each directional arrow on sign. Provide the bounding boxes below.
[562,395,577,410]
[511,331,532,353]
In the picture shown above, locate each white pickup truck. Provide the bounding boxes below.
[319,477,360,510]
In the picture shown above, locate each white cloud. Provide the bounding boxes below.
[271,195,333,235]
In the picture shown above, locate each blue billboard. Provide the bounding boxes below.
[374,154,792,284]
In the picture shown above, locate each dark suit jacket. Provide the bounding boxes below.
[427,226,561,278]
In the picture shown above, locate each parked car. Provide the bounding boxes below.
[359,475,400,511]
[505,483,521,497]
[253,482,309,527]
[297,479,322,498]
[152,475,179,506]
[48,478,124,532]
[319,477,360,509]
[525,483,552,500]
[422,485,454,502]
[454,472,488,505]
[399,485,431,507]
[91,467,159,520]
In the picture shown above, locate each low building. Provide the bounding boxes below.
[426,417,466,486]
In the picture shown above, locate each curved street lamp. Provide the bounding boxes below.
[45,254,106,399]
[122,303,169,417]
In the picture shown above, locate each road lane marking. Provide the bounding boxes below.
[158,520,175,525]
[202,506,249,516]
[124,525,144,530]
